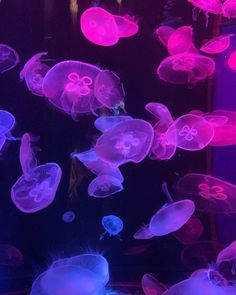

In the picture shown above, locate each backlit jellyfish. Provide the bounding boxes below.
[149,182,195,236]
[0,44,19,73]
[227,51,236,71]
[42,60,102,119]
[20,52,50,96]
[142,273,167,295]
[94,70,125,109]
[0,244,24,266]
[216,241,236,275]
[30,254,109,295]
[94,116,132,133]
[176,173,236,214]
[88,174,123,198]
[188,0,223,15]
[200,34,234,54]
[113,15,139,38]
[145,103,173,131]
[133,224,155,240]
[223,0,236,18]
[0,110,15,134]
[95,119,154,167]
[100,215,123,240]
[154,26,175,47]
[80,7,119,46]
[62,210,76,223]
[157,53,215,85]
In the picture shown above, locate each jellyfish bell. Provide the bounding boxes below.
[100,215,123,240]
[62,211,76,223]
[200,34,234,55]
[0,110,15,134]
[145,103,173,131]
[157,53,215,85]
[0,244,24,266]
[113,15,139,38]
[227,51,236,71]
[94,115,132,133]
[142,273,167,295]
[216,241,236,275]
[0,44,19,73]
[223,0,236,18]
[187,0,223,15]
[154,26,175,47]
[133,224,155,240]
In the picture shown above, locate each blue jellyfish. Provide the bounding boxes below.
[62,211,76,223]
[100,215,123,240]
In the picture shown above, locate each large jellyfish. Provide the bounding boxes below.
[222,0,236,18]
[95,119,154,167]
[154,26,175,48]
[11,133,62,213]
[216,241,236,275]
[142,273,167,295]
[133,224,155,240]
[20,52,50,96]
[30,254,109,295]
[176,173,236,214]
[0,244,24,266]
[0,44,19,73]
[157,53,215,85]
[200,35,234,54]
[100,215,123,240]
[94,115,132,133]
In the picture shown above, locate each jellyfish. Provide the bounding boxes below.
[94,116,132,133]
[95,119,154,167]
[113,15,139,38]
[30,254,109,295]
[20,52,50,96]
[100,215,123,240]
[190,266,228,287]
[157,53,215,85]
[0,44,19,73]
[176,173,236,214]
[142,273,167,295]
[0,110,15,134]
[200,34,234,54]
[80,7,119,46]
[228,51,236,71]
[223,0,236,18]
[0,244,24,266]
[88,174,123,198]
[62,210,76,223]
[216,241,236,275]
[154,26,175,47]
[133,224,155,240]
[145,103,173,131]
[188,0,223,15]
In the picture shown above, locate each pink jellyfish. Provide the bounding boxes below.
[42,60,102,119]
[227,51,236,71]
[145,103,173,131]
[176,173,236,214]
[166,114,215,151]
[133,224,155,240]
[20,52,50,96]
[94,115,132,133]
[0,244,24,266]
[154,26,175,47]
[0,44,19,73]
[113,15,139,38]
[11,133,62,213]
[188,0,223,15]
[216,241,236,275]
[200,34,234,54]
[157,53,215,85]
[142,273,167,295]
[149,182,195,236]
[223,0,236,18]
[95,119,154,166]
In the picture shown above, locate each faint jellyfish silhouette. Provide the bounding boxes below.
[0,110,15,134]
[100,215,123,240]
[133,224,155,240]
[80,7,119,46]
[94,115,132,133]
[20,52,50,96]
[113,15,139,38]
[157,53,215,85]
[223,0,236,18]
[88,174,123,198]
[216,241,236,275]
[154,26,175,47]
[0,44,19,73]
[62,210,76,223]
[189,109,204,116]
[200,34,234,54]
[176,173,236,214]
[123,244,151,255]
[42,60,102,119]
[95,119,154,166]
[145,103,173,131]
[149,182,195,236]
[228,51,236,71]
[0,244,24,266]
[142,273,167,295]
[94,70,125,109]
[203,114,228,128]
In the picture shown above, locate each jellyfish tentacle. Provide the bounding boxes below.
[99,231,107,240]
[162,182,174,203]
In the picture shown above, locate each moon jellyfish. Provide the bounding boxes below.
[95,119,154,166]
[100,215,123,240]
[217,241,236,275]
[88,174,123,198]
[133,224,155,240]
[113,15,139,38]
[157,53,215,85]
[20,52,50,96]
[0,244,24,266]
[0,44,19,73]
[228,51,236,71]
[166,114,214,151]
[223,0,236,18]
[176,173,236,214]
[80,7,119,46]
[94,116,132,133]
[149,182,195,236]
[0,110,15,134]
[62,210,76,223]
[187,0,223,15]
[145,103,173,131]
[30,254,109,295]
[154,26,175,47]
[142,273,167,295]
[200,35,234,54]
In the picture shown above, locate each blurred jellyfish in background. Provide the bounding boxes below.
[0,244,24,266]
[133,224,155,240]
[200,34,234,54]
[0,44,19,73]
[155,26,175,48]
[100,215,123,240]
[142,273,167,295]
[62,210,76,223]
[222,0,236,18]
[123,244,151,256]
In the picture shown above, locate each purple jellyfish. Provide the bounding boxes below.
[95,119,154,166]
[113,15,139,38]
[0,44,19,73]
[94,115,132,133]
[0,244,24,266]
[200,34,234,54]
[0,110,15,135]
[154,26,175,47]
[142,273,167,295]
[216,241,236,275]
[145,103,173,131]
[223,0,236,18]
[133,224,155,240]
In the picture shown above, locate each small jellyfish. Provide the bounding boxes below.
[200,34,234,54]
[149,182,195,236]
[0,244,24,266]
[80,7,119,46]
[0,110,15,134]
[223,0,236,18]
[95,119,154,167]
[228,51,236,71]
[133,224,155,240]
[100,215,123,240]
[188,0,223,15]
[94,115,132,133]
[113,15,139,38]
[157,53,215,85]
[154,26,175,47]
[88,174,123,198]
[142,273,167,295]
[216,241,236,275]
[62,210,76,223]
[0,44,19,73]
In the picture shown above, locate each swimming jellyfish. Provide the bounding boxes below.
[154,26,175,47]
[94,115,132,133]
[0,44,19,73]
[142,273,167,295]
[113,14,139,38]
[216,240,236,275]
[133,224,155,240]
[223,0,236,18]
[100,215,123,240]
[0,110,15,135]
[145,103,173,131]
[62,210,76,223]
[200,34,234,54]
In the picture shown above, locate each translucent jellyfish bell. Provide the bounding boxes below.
[200,34,234,54]
[94,115,132,133]
[133,224,155,240]
[216,241,236,274]
[95,119,154,167]
[188,0,223,15]
[145,103,173,131]
[157,53,215,85]
[223,0,236,18]
[154,26,175,47]
[0,44,19,73]
[0,110,15,134]
[100,215,123,240]
[142,273,167,295]
[113,15,139,38]
[62,211,76,223]
[0,244,24,266]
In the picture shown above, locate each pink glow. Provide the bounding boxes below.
[0,44,19,73]
[223,0,236,18]
[113,15,139,38]
[188,0,223,14]
[133,224,155,240]
[200,34,234,54]
[142,273,167,295]
[154,26,175,47]
[217,240,236,265]
[145,103,173,131]
[228,51,236,71]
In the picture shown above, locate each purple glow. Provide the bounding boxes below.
[0,44,19,73]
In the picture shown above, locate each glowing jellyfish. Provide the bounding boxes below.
[223,0,236,18]
[80,7,119,46]
[0,110,15,134]
[142,273,167,295]
[149,182,195,236]
[30,254,109,295]
[190,267,227,288]
[62,211,76,223]
[216,241,236,275]
[20,52,50,96]
[95,119,154,167]
[145,103,173,131]
[42,60,102,119]
[166,114,215,151]
[100,215,123,240]
[200,34,234,54]
[0,244,24,266]
[154,26,175,47]
[94,116,132,133]
[0,44,19,73]
[176,173,236,214]
[133,224,155,240]
[113,15,139,38]
[88,174,123,198]
[188,0,223,15]
[94,70,125,109]
[228,51,236,71]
